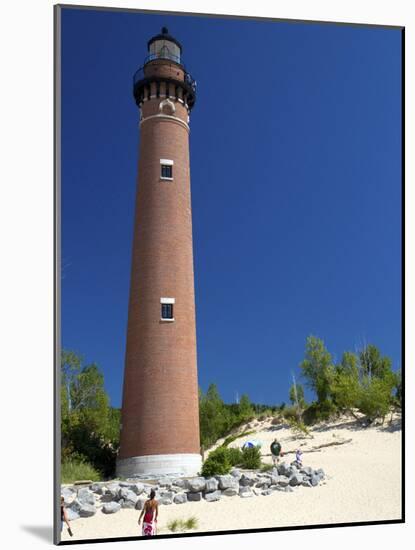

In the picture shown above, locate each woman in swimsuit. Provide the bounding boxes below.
[138,489,159,536]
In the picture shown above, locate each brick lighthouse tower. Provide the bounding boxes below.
[116,28,201,477]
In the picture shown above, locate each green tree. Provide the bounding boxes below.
[300,336,334,403]
[199,384,230,448]
[329,351,360,413]
[60,350,119,478]
[238,394,254,419]
[359,345,392,380]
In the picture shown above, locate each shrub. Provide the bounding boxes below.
[61,457,101,483]
[201,447,231,477]
[282,406,299,422]
[260,463,273,472]
[303,400,338,425]
[226,447,243,466]
[239,446,261,469]
[271,416,282,426]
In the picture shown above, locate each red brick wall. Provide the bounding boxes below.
[118,79,200,459]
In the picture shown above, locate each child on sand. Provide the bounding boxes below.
[295,449,303,467]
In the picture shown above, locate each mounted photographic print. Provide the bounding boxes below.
[54,4,404,545]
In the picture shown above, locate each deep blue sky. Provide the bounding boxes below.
[61,8,402,408]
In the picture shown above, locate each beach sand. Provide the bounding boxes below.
[60,414,402,542]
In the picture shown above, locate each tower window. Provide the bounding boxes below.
[161,164,173,179]
[160,297,175,321]
[160,159,174,180]
[161,303,173,319]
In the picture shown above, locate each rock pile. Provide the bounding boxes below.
[61,462,326,521]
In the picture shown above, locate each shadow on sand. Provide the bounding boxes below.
[21,525,53,543]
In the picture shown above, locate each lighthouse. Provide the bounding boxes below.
[116,28,201,477]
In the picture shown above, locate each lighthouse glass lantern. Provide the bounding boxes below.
[147,26,181,64]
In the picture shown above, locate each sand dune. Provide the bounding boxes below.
[60,414,402,542]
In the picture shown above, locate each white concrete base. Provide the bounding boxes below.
[116,453,202,478]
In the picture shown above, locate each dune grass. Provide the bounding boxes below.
[167,516,199,532]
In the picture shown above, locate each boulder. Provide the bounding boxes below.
[100,493,116,503]
[222,488,238,496]
[287,466,299,477]
[61,487,75,498]
[269,475,279,485]
[173,493,188,504]
[102,502,121,514]
[61,487,75,504]
[106,484,120,500]
[216,475,239,490]
[204,478,219,493]
[159,497,173,505]
[315,468,325,479]
[230,469,242,480]
[255,479,271,489]
[239,486,253,498]
[310,475,320,487]
[277,462,290,476]
[301,480,312,487]
[66,508,79,521]
[79,503,96,517]
[119,489,138,509]
[300,467,313,476]
[239,474,255,487]
[173,479,187,489]
[187,491,202,502]
[77,488,95,506]
[261,489,273,496]
[130,483,145,496]
[187,477,206,492]
[68,499,81,513]
[204,491,221,502]
[289,474,303,487]
[277,476,290,487]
